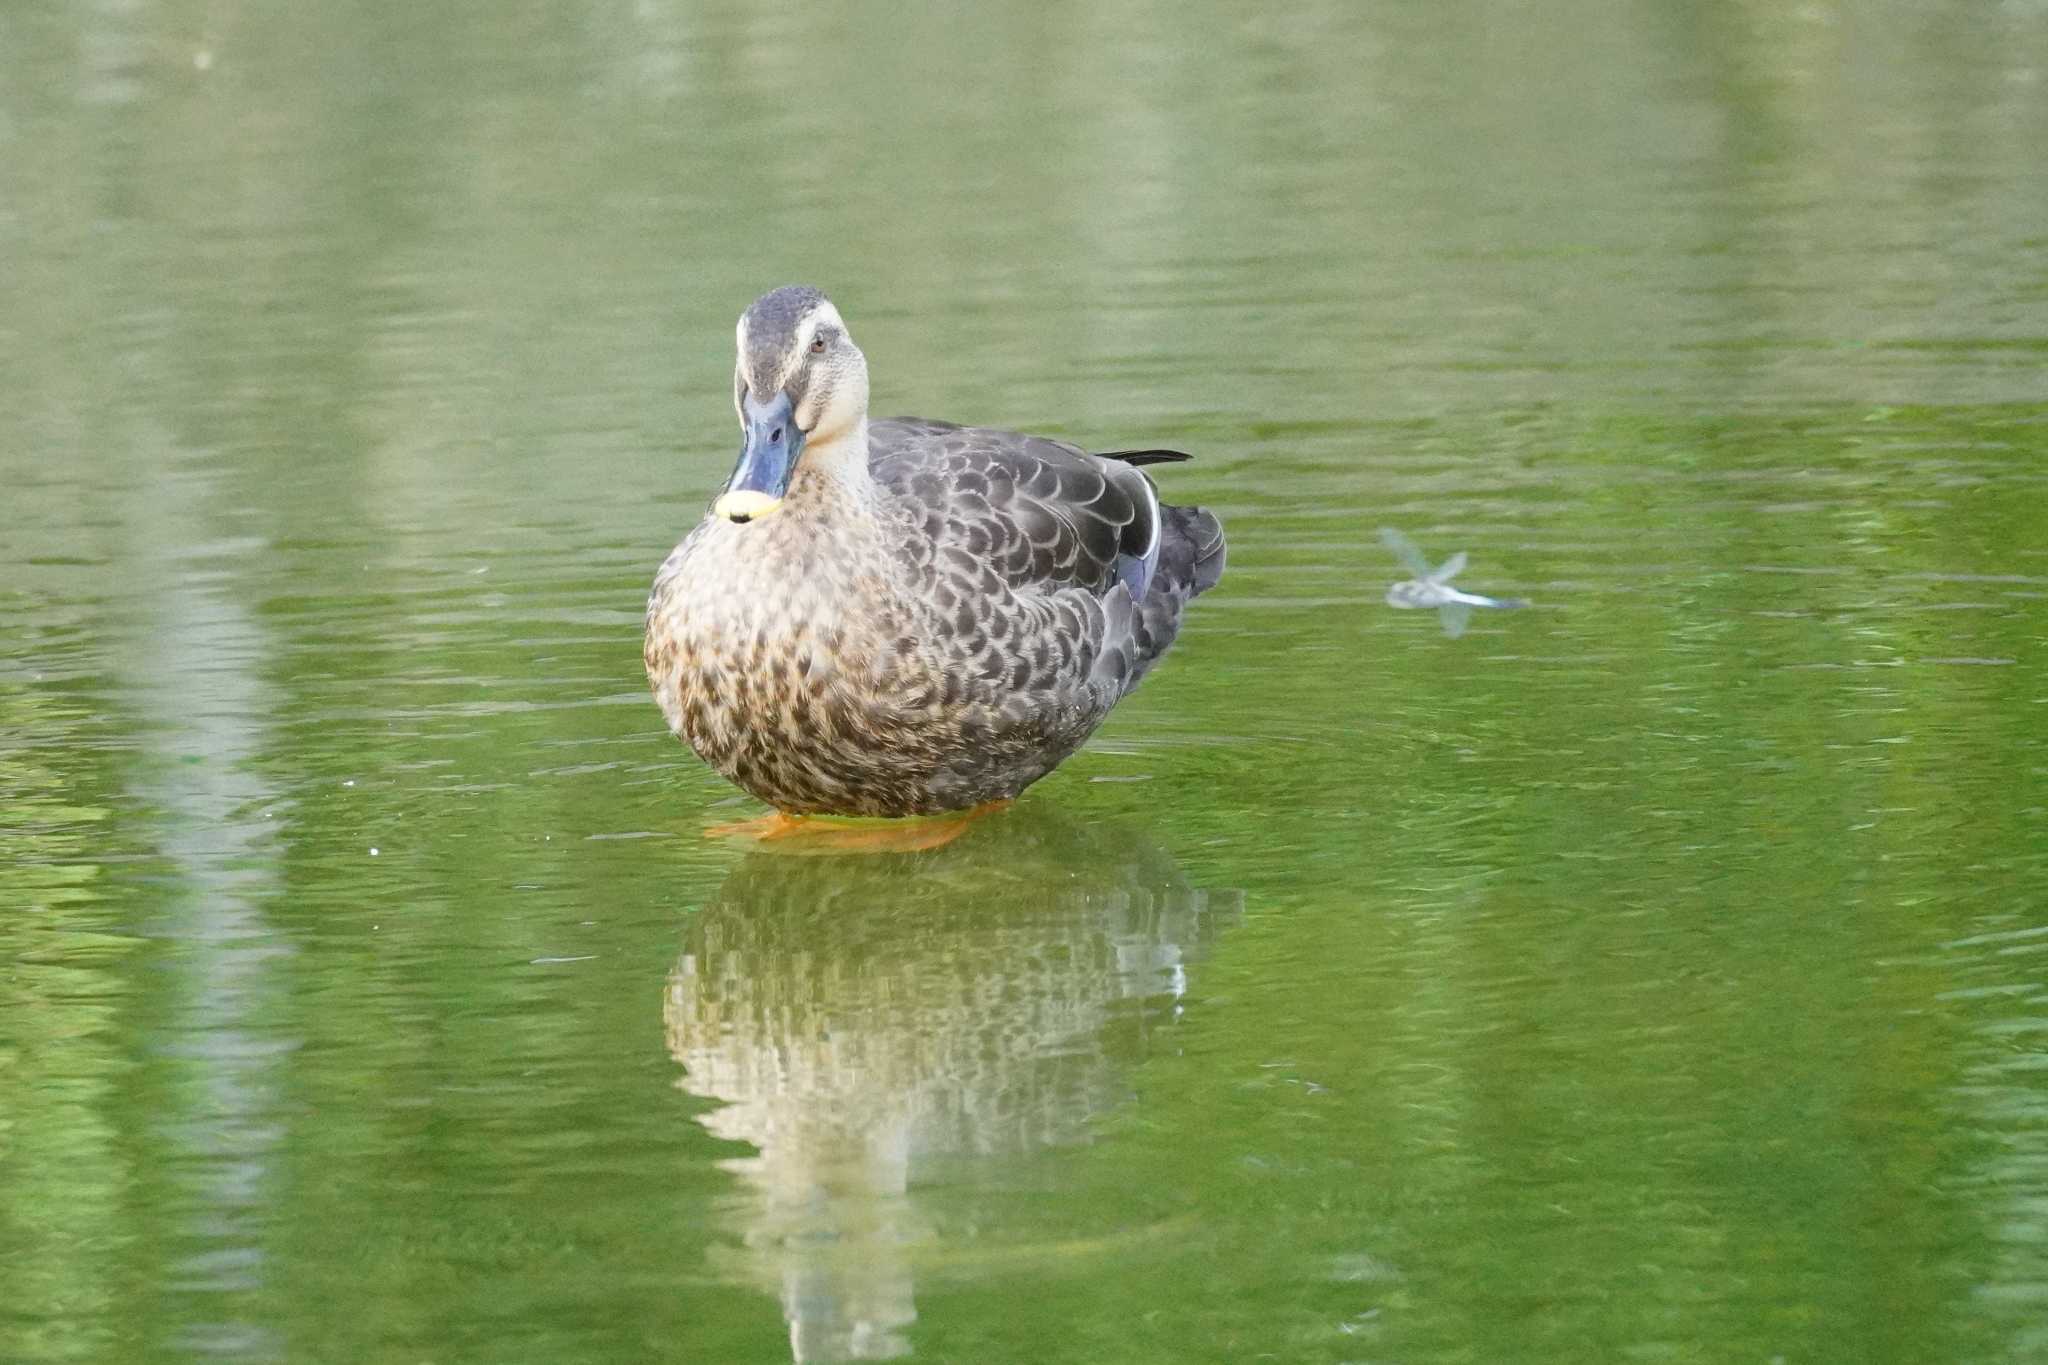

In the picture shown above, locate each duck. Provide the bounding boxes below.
[643,285,1225,821]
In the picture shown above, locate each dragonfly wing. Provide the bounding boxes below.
[1439,600,1473,638]
[1379,527,1433,577]
[1432,550,1468,583]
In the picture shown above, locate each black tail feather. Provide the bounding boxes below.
[1097,448,1192,466]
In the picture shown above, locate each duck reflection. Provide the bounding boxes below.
[663,806,1240,1362]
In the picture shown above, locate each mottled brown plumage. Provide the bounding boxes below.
[645,288,1225,816]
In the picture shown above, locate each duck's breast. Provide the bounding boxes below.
[645,513,960,812]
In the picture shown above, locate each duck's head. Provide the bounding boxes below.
[715,285,870,524]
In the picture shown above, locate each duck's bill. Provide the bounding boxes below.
[714,391,803,523]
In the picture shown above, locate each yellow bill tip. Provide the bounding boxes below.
[713,490,784,524]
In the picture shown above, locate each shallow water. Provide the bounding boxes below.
[4,3,2047,1361]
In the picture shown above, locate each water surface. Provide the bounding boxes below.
[4,2,2047,1362]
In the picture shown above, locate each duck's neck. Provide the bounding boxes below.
[786,418,874,513]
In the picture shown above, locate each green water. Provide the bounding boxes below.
[5,3,2047,1361]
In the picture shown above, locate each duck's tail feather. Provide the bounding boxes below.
[1166,504,1227,598]
[1116,503,1225,695]
[1098,448,1192,466]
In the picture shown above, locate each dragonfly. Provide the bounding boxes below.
[1379,528,1529,638]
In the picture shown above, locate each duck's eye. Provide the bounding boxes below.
[810,334,828,354]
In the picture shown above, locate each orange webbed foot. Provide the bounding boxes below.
[702,800,1013,855]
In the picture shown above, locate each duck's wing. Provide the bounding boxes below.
[869,417,1222,703]
[869,417,1161,599]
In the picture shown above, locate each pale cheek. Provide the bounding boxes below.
[800,376,838,432]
